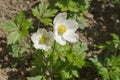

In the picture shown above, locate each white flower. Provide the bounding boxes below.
[53,12,79,45]
[31,28,54,51]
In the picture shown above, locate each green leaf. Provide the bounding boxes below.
[17,31,27,43]
[9,44,20,57]
[60,56,66,62]
[21,19,33,30]
[14,12,25,26]
[73,42,88,54]
[111,33,119,40]
[1,20,17,31]
[53,52,58,61]
[61,70,72,79]
[7,31,20,44]
[71,70,79,77]
[27,76,43,80]
[68,1,79,12]
[40,18,52,26]
[43,9,57,17]
[67,54,74,63]
[32,1,57,26]
[38,1,48,17]
[73,54,85,68]
[109,68,120,80]
[99,67,109,80]
[32,7,40,19]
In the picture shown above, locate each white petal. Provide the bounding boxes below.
[53,12,67,30]
[33,44,42,49]
[65,19,78,32]
[54,31,66,45]
[34,44,50,51]
[44,46,51,51]
[47,31,54,46]
[37,28,47,35]
[31,33,41,44]
[63,32,79,43]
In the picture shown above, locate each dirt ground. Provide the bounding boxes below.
[0,0,120,80]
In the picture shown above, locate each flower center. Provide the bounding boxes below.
[57,25,66,34]
[39,36,46,44]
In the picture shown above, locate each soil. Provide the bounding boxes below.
[0,0,120,80]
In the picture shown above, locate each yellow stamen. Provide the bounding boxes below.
[39,36,46,43]
[57,25,66,34]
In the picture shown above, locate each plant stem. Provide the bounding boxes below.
[37,21,40,29]
[52,41,56,54]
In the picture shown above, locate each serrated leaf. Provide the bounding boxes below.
[18,30,28,43]
[99,67,109,80]
[61,70,72,79]
[53,52,58,61]
[40,18,52,26]
[32,7,40,19]
[72,70,79,77]
[60,56,66,62]
[77,14,86,30]
[79,42,88,53]
[43,9,57,17]
[9,44,20,57]
[56,2,68,11]
[32,1,57,26]
[73,42,88,54]
[111,33,119,40]
[21,19,33,30]
[67,54,74,63]
[73,54,85,68]
[1,20,17,31]
[68,1,79,12]
[14,12,25,26]
[7,31,20,44]
[38,1,49,16]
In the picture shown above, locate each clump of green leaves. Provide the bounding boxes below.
[50,0,89,12]
[1,0,89,80]
[98,33,120,53]
[89,54,120,80]
[32,1,57,26]
[88,33,120,80]
[1,12,33,57]
[29,42,88,80]
[48,0,89,29]
[1,12,33,44]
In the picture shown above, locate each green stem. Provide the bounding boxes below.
[37,21,40,29]
[52,41,56,54]
[49,41,56,79]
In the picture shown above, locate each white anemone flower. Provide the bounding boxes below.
[31,28,54,51]
[53,12,79,45]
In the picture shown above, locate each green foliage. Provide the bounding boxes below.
[98,33,120,53]
[89,55,110,80]
[1,12,33,44]
[1,20,17,31]
[8,43,30,57]
[48,0,89,29]
[89,34,120,80]
[53,0,89,12]
[1,12,32,58]
[32,1,57,26]
[89,54,120,80]
[30,42,88,80]
[1,0,90,80]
